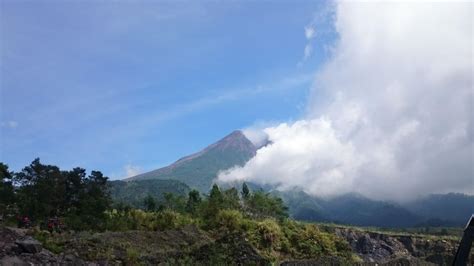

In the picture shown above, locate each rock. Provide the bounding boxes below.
[15,236,43,254]
[59,253,85,265]
[0,255,29,266]
[334,227,464,264]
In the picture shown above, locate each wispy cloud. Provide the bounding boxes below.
[123,72,314,135]
[1,121,19,128]
[298,5,335,66]
[123,164,142,178]
[303,44,313,61]
[304,26,316,40]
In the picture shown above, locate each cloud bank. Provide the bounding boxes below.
[219,1,473,201]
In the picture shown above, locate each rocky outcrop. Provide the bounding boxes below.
[334,227,462,265]
[15,236,42,254]
[0,227,84,265]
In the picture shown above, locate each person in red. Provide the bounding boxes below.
[47,218,55,233]
[18,215,31,228]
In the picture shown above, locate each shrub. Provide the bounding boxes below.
[215,209,244,233]
[154,209,193,230]
[125,247,140,265]
[255,219,283,249]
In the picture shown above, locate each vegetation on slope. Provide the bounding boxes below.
[109,179,190,209]
[0,159,357,264]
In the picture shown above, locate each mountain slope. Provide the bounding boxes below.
[126,130,257,193]
[276,190,422,228]
[404,193,474,226]
[110,179,190,208]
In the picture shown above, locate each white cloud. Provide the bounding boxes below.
[305,26,316,40]
[303,44,313,60]
[243,126,269,148]
[1,121,19,128]
[220,1,474,202]
[123,164,142,178]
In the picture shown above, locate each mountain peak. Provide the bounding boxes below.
[209,130,256,153]
[125,130,258,192]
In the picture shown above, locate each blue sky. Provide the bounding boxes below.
[0,1,335,178]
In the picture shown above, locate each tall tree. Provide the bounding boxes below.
[222,187,240,210]
[0,163,15,213]
[241,182,250,199]
[143,195,157,212]
[14,158,64,219]
[186,189,201,215]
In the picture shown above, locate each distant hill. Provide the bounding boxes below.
[125,130,258,193]
[404,193,474,227]
[110,179,190,208]
[277,189,474,227]
[275,190,422,228]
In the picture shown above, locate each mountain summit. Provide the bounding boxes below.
[126,130,257,192]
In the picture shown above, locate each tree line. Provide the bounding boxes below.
[0,159,288,231]
[0,159,110,230]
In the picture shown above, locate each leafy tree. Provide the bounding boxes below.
[162,192,186,212]
[14,158,64,219]
[246,191,289,220]
[222,187,240,210]
[75,170,111,229]
[12,158,111,230]
[0,163,15,214]
[209,184,223,205]
[143,195,157,212]
[186,189,201,215]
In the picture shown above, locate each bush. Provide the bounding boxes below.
[154,209,193,230]
[215,209,244,233]
[33,230,65,254]
[125,247,140,264]
[255,219,283,249]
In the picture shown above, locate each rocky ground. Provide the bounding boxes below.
[334,227,469,265]
[0,225,470,265]
[0,227,85,265]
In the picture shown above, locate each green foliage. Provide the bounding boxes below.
[104,208,195,231]
[222,187,241,210]
[125,247,140,265]
[215,209,245,233]
[143,195,157,212]
[3,159,358,263]
[10,158,111,231]
[0,163,15,216]
[254,219,283,249]
[162,192,186,213]
[279,220,352,259]
[186,189,201,215]
[33,230,65,254]
[245,191,289,220]
[109,179,190,209]
[241,182,250,199]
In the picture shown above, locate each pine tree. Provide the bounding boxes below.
[242,182,250,199]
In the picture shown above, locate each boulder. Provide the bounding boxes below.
[15,236,42,254]
[0,256,28,266]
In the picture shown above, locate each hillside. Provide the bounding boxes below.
[126,130,257,192]
[273,189,474,228]
[276,190,422,228]
[109,179,191,208]
[405,193,474,227]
